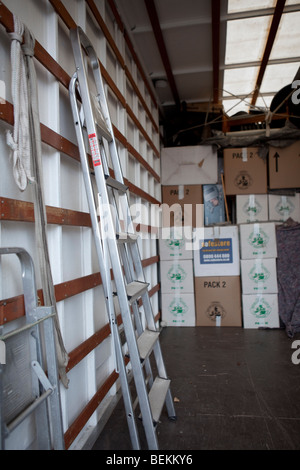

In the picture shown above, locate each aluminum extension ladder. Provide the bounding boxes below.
[68,26,176,450]
[0,248,64,450]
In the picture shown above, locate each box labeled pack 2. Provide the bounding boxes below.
[195,276,242,327]
[223,147,267,195]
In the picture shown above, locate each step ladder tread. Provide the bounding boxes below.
[137,329,160,362]
[116,232,138,244]
[126,281,149,304]
[148,377,171,425]
[105,174,128,193]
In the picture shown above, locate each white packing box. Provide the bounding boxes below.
[268,194,300,222]
[161,145,218,186]
[159,226,193,260]
[236,194,268,224]
[193,225,240,276]
[240,258,278,294]
[160,259,194,294]
[239,222,277,259]
[242,294,280,329]
[161,293,195,327]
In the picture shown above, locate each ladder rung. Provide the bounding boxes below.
[116,232,138,244]
[148,377,171,425]
[137,329,160,362]
[105,174,128,193]
[126,281,149,304]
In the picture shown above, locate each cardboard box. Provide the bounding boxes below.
[194,276,242,327]
[240,258,278,294]
[161,293,195,326]
[193,225,240,276]
[159,226,193,260]
[223,147,267,195]
[269,142,300,189]
[242,294,280,329]
[161,145,218,186]
[203,184,226,225]
[268,194,300,222]
[236,194,268,224]
[160,260,194,294]
[239,222,277,259]
[162,185,203,227]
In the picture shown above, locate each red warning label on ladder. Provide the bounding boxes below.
[88,133,101,167]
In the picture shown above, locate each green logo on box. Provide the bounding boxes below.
[167,265,186,283]
[249,264,270,283]
[250,298,271,319]
[168,298,188,316]
[248,229,269,249]
[165,237,184,250]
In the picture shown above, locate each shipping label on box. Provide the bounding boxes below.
[242,294,279,328]
[223,147,267,195]
[161,293,195,326]
[268,194,300,222]
[236,194,268,224]
[193,226,240,276]
[241,258,278,294]
[160,260,194,294]
[269,142,300,189]
[195,276,242,327]
[239,222,277,259]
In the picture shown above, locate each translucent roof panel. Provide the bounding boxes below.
[228,0,276,14]
[260,62,300,94]
[270,11,300,60]
[223,66,259,97]
[225,16,272,65]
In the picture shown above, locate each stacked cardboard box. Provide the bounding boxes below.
[239,222,280,329]
[159,227,195,326]
[193,225,242,327]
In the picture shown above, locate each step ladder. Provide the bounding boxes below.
[0,248,64,450]
[68,26,176,450]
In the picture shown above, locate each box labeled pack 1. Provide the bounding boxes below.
[223,147,267,195]
[268,194,300,222]
[193,225,240,276]
[240,258,278,294]
[236,194,268,224]
[242,294,279,328]
[160,259,194,294]
[159,226,193,260]
[161,293,195,326]
[239,222,277,259]
[194,276,242,327]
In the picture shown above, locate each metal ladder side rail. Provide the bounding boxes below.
[69,75,141,450]
[0,247,64,450]
[69,26,175,450]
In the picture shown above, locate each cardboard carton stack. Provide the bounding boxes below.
[193,225,242,327]
[239,222,280,329]
[159,227,195,326]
